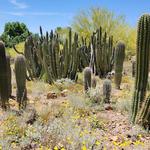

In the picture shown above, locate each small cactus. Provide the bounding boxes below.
[92,76,97,88]
[0,41,9,109]
[6,55,12,97]
[15,55,27,109]
[114,41,125,89]
[84,67,92,92]
[103,79,111,103]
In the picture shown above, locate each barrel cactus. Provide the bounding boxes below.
[114,41,125,89]
[131,14,150,124]
[15,55,27,109]
[0,41,9,109]
[6,55,12,97]
[103,79,112,103]
[84,67,91,92]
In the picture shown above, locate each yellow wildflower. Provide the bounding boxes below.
[54,146,58,150]
[82,145,87,150]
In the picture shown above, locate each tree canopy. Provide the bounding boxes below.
[0,22,30,47]
[72,7,136,56]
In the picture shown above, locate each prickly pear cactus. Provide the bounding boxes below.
[84,67,91,92]
[114,41,125,89]
[103,79,112,103]
[15,55,27,109]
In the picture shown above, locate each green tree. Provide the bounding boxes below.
[72,7,136,56]
[0,22,30,47]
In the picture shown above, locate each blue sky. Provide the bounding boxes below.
[0,0,150,34]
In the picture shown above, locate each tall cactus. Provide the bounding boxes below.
[0,41,9,109]
[114,41,125,89]
[131,14,150,123]
[15,55,27,109]
[84,67,91,92]
[6,55,12,97]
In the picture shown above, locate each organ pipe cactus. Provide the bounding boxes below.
[0,41,9,109]
[15,55,27,109]
[131,14,150,124]
[114,41,125,89]
[84,67,92,92]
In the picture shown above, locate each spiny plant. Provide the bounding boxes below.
[15,55,27,109]
[91,76,97,88]
[83,67,92,92]
[114,41,125,89]
[6,55,12,97]
[103,78,112,103]
[0,41,9,109]
[131,14,150,125]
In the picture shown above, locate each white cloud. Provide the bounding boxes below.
[9,0,28,9]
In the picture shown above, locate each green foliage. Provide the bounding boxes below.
[72,7,136,56]
[0,22,30,47]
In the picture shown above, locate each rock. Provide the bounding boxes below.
[47,92,57,99]
[60,89,68,97]
[104,104,113,110]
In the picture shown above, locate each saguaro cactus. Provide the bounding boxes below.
[15,55,27,109]
[84,67,92,92]
[103,78,112,103]
[114,41,125,89]
[0,41,9,109]
[131,14,150,123]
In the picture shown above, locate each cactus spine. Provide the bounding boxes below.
[114,41,125,89]
[15,55,27,109]
[0,41,9,109]
[84,67,92,92]
[131,14,150,124]
[103,79,111,103]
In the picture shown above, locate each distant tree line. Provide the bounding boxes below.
[0,22,30,47]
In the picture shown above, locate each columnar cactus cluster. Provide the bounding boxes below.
[91,27,114,77]
[24,26,114,83]
[114,41,125,89]
[131,14,150,126]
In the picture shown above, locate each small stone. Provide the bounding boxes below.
[61,89,68,97]
[47,92,57,99]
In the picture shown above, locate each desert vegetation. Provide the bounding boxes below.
[0,6,150,150]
